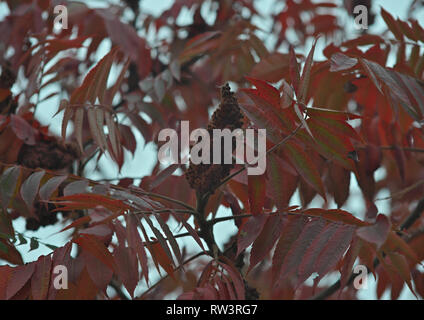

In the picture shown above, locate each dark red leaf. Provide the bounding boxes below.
[20,170,45,213]
[357,214,391,248]
[248,174,266,216]
[74,234,116,271]
[237,214,268,257]
[31,255,52,300]
[249,214,287,272]
[7,263,35,299]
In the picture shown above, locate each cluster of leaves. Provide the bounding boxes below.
[0,0,424,300]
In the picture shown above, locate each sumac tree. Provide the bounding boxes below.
[0,0,424,300]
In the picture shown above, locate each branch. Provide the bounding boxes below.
[210,213,254,225]
[109,278,130,300]
[138,232,191,247]
[194,192,220,256]
[208,208,343,225]
[311,197,424,300]
[400,198,424,231]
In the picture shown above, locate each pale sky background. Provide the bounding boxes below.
[1,0,423,300]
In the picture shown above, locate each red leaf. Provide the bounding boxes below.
[298,38,317,103]
[341,34,385,47]
[327,164,351,208]
[237,214,268,256]
[74,108,84,152]
[306,119,356,171]
[74,234,116,271]
[278,218,326,284]
[0,239,24,265]
[63,180,89,196]
[219,258,245,300]
[87,108,107,152]
[329,52,358,72]
[59,215,91,233]
[284,140,326,200]
[297,222,341,286]
[48,243,73,300]
[60,104,73,140]
[249,214,287,272]
[0,266,12,299]
[7,263,35,299]
[126,214,149,285]
[156,214,182,265]
[215,278,231,300]
[245,76,281,109]
[312,116,363,143]
[248,174,266,215]
[75,267,99,300]
[44,37,89,55]
[387,252,416,297]
[385,232,419,265]
[97,10,151,78]
[0,166,21,210]
[289,46,301,96]
[357,214,391,248]
[239,93,285,144]
[70,48,118,105]
[302,208,368,227]
[314,224,355,285]
[39,175,68,201]
[172,212,205,252]
[222,275,237,300]
[249,53,290,83]
[272,216,309,282]
[113,245,139,297]
[381,7,403,40]
[31,255,52,300]
[80,224,113,246]
[144,214,175,267]
[82,249,113,293]
[10,115,36,145]
[0,88,11,102]
[54,193,130,213]
[358,240,377,277]
[20,170,45,213]
[178,31,220,64]
[339,236,362,291]
[149,242,175,280]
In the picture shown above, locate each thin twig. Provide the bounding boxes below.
[132,190,197,213]
[210,213,254,224]
[355,145,424,153]
[134,208,197,215]
[400,198,424,231]
[375,179,424,201]
[93,176,146,182]
[140,232,192,247]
